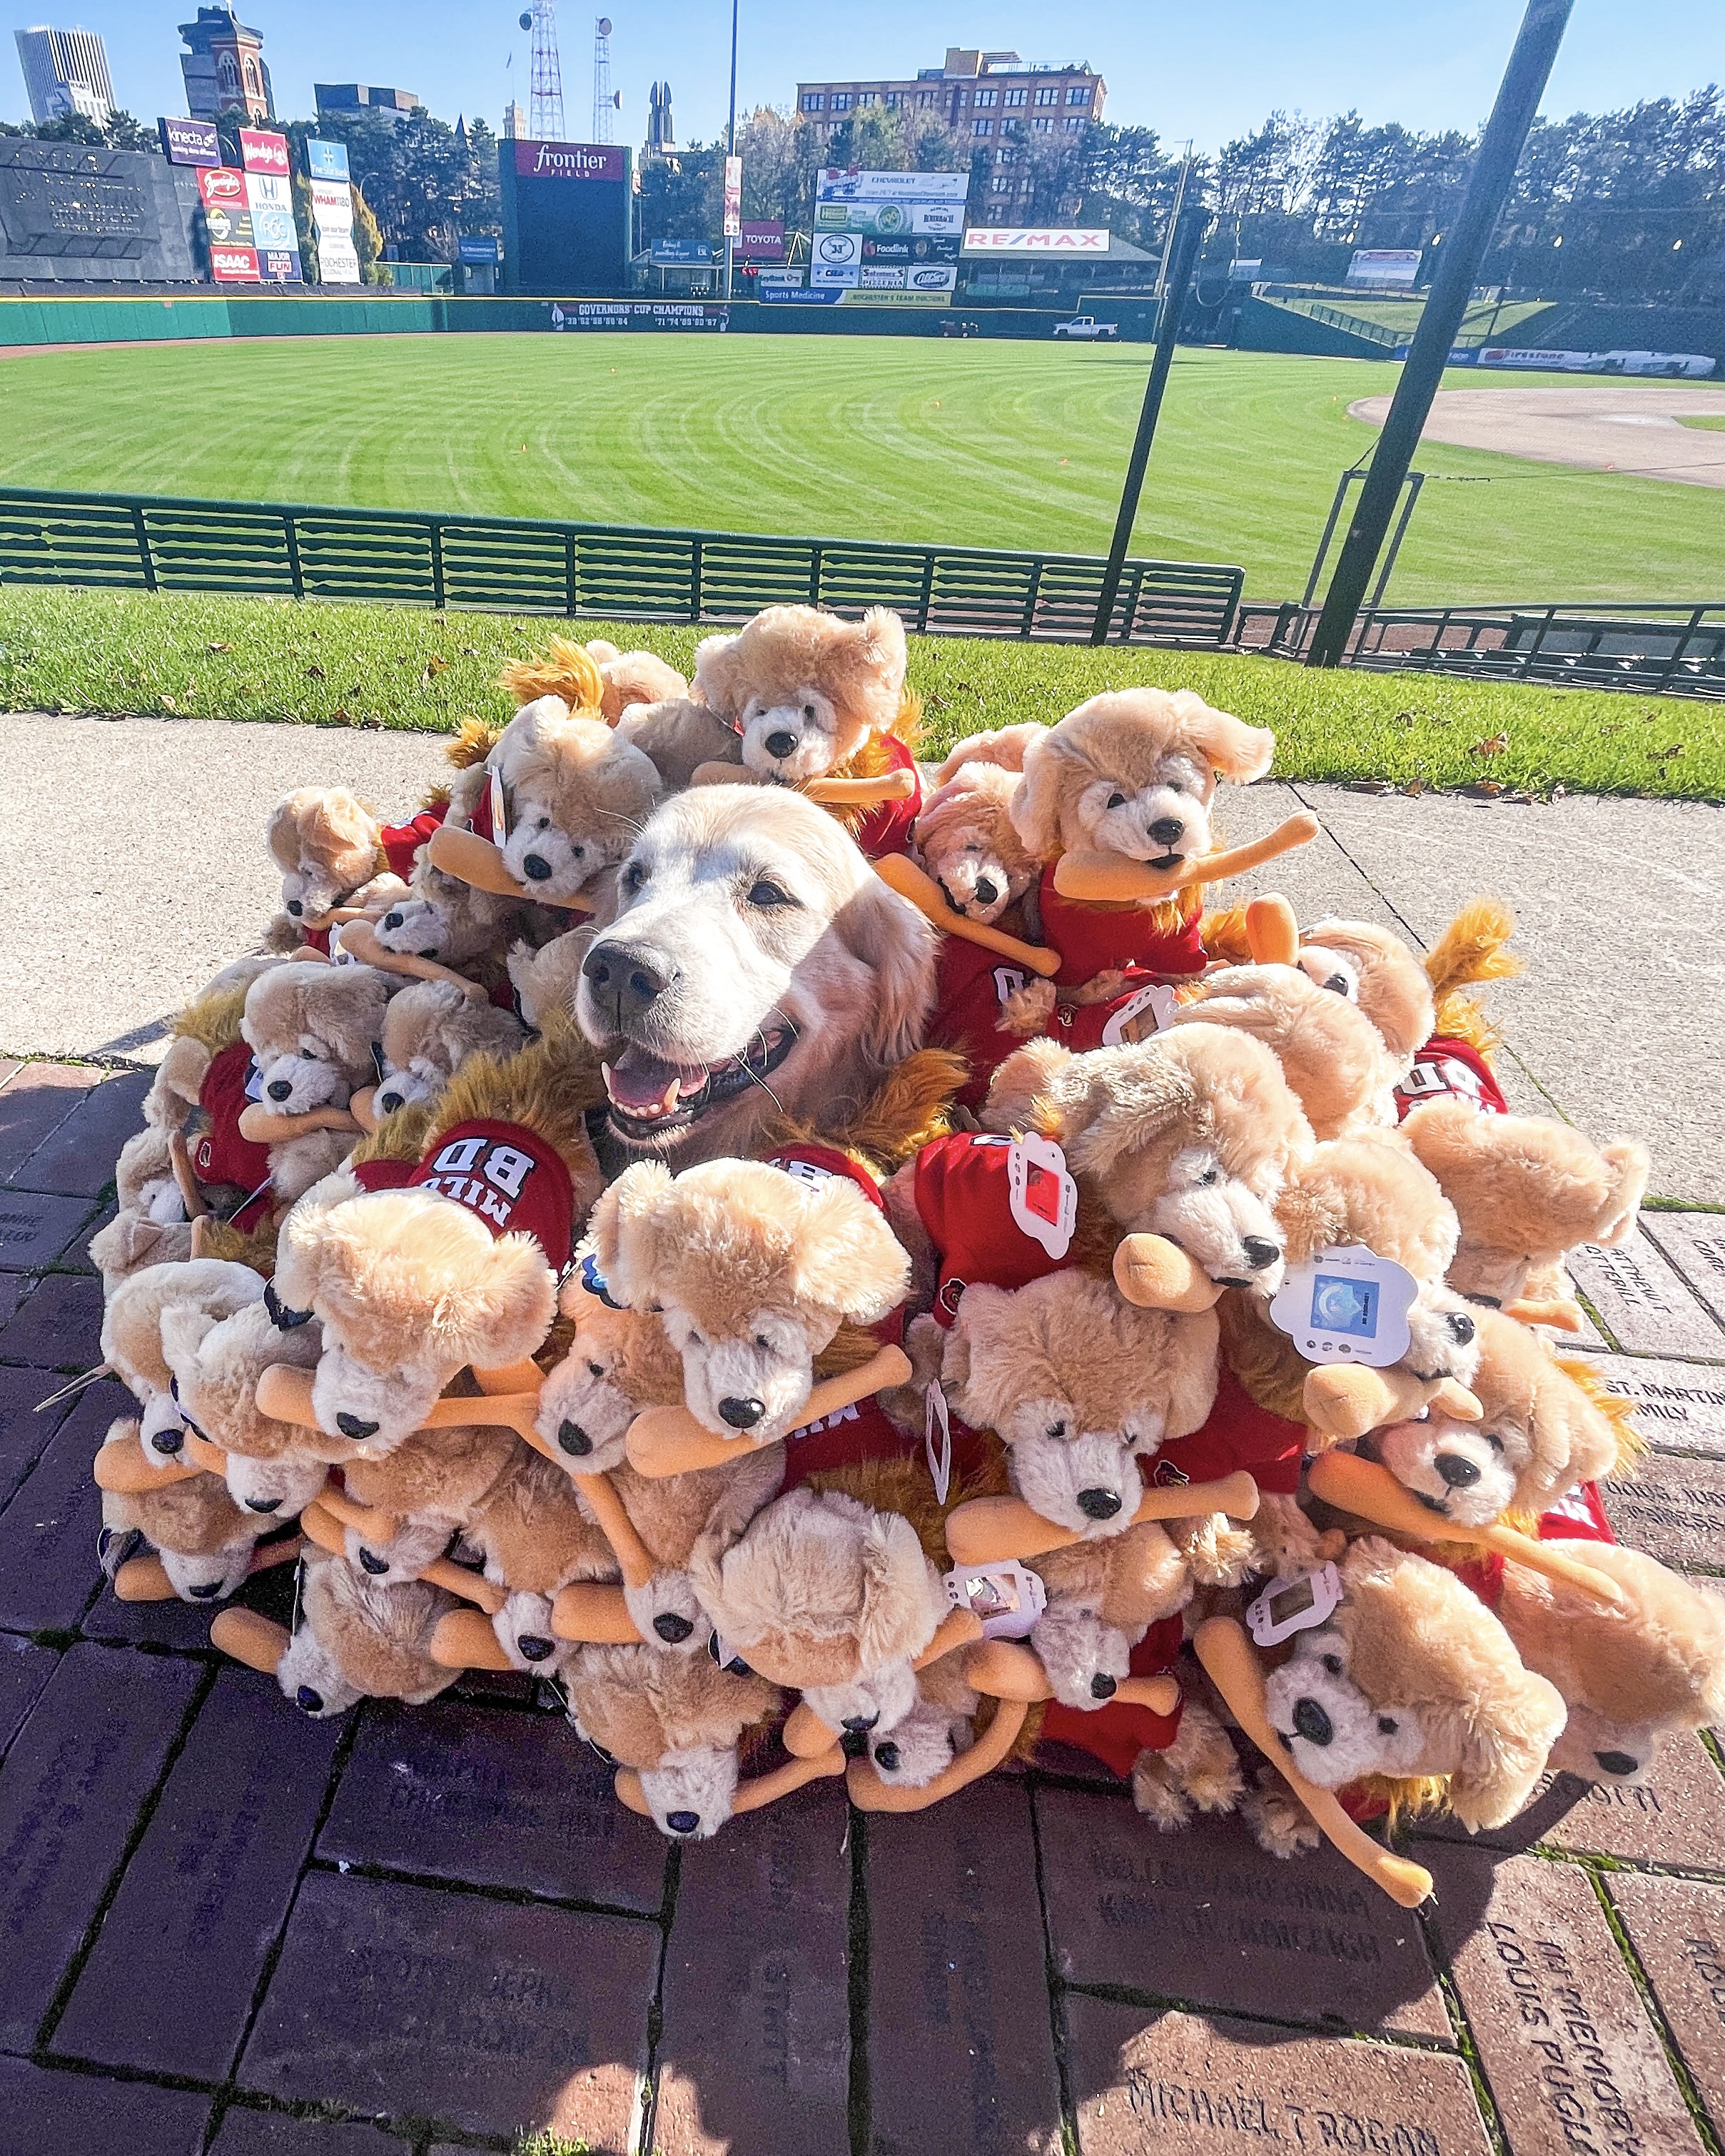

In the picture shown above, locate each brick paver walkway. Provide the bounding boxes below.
[2,1058,1724,2155]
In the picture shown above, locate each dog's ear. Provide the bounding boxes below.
[1010,731,1075,859]
[1170,692,1275,785]
[692,630,744,717]
[981,1038,1072,1135]
[298,790,381,883]
[1049,1041,1198,1180]
[1537,1361,1630,1491]
[856,1511,939,1673]
[833,880,937,1069]
[586,1161,676,1307]
[1594,1141,1650,1248]
[939,1283,1013,1422]
[265,791,312,876]
[789,1178,911,1325]
[1445,1664,1568,1831]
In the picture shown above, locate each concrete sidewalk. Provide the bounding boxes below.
[4,710,1722,1200]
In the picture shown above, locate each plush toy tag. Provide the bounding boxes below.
[924,1383,953,1505]
[289,1554,307,1636]
[489,774,508,850]
[943,1560,1047,1641]
[708,1629,754,1677]
[1246,1563,1342,1646]
[1006,1133,1077,1260]
[1100,982,1178,1047]
[327,923,359,966]
[1268,1244,1417,1367]
[243,1057,266,1103]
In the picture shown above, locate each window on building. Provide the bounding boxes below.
[1002,87,1026,106]
[1001,116,1021,134]
[217,51,239,95]
[802,92,824,111]
[918,89,936,106]
[884,90,899,106]
[1065,116,1084,131]
[991,176,1010,192]
[1034,85,1058,106]
[1033,116,1051,131]
[832,91,851,110]
[1068,84,1089,104]
[972,118,993,136]
[856,91,876,105]
[974,88,996,106]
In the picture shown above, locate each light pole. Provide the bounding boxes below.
[724,0,738,302]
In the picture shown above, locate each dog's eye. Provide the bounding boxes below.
[754,1335,772,1352]
[747,880,795,909]
[1484,1432,1504,1454]
[1321,1653,1343,1676]
[1046,1419,1067,1439]
[569,841,583,857]
[1322,973,1352,996]
[537,816,550,830]
[587,1360,605,1378]
[1106,791,1128,810]
[1376,1716,1399,1736]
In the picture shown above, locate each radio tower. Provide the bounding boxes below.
[592,16,615,144]
[521,0,565,141]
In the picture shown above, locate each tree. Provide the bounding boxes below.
[0,106,161,152]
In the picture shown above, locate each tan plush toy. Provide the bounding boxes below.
[212,1549,462,1716]
[99,1256,265,1464]
[89,1126,196,1286]
[363,978,528,1123]
[98,1421,298,1604]
[238,959,396,1201]
[157,1295,337,1519]
[1293,916,1437,1085]
[501,633,688,724]
[907,760,1041,926]
[369,860,528,976]
[262,787,407,951]
[1171,958,1403,1142]
[505,923,592,1032]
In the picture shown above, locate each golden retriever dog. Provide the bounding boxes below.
[576,785,936,1165]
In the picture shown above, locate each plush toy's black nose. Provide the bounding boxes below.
[1090,1672,1117,1699]
[336,1412,380,1441]
[1243,1237,1282,1271]
[286,899,303,916]
[517,1635,556,1663]
[1595,1749,1639,1778]
[1077,1487,1123,1521]
[874,1741,902,1773]
[267,1079,293,1102]
[763,729,799,761]
[358,1547,390,1575]
[1148,816,1185,846]
[188,1580,225,1601]
[557,1419,593,1456]
[1448,1310,1477,1345]
[654,1612,695,1644]
[378,1091,405,1115]
[973,876,998,907]
[666,1810,701,1836]
[1293,1696,1334,1746]
[1435,1452,1481,1489]
[842,1713,879,1734]
[383,910,405,929]
[582,938,677,1023]
[246,1496,283,1514]
[522,853,553,881]
[295,1685,325,1713]
[718,1396,766,1430]
[151,1426,185,1454]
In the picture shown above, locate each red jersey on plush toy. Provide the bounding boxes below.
[913,1130,1080,1327]
[191,1041,276,1229]
[1394,1036,1509,1119]
[351,1118,575,1270]
[925,940,1046,1111]
[850,737,924,861]
[1038,865,1207,988]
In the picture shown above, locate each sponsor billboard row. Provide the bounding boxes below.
[1346,248,1422,288]
[814,166,967,236]
[961,227,1108,252]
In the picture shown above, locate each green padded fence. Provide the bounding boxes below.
[0,486,1245,647]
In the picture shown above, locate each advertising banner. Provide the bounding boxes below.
[756,267,804,289]
[458,233,500,264]
[837,285,951,308]
[197,164,256,280]
[651,238,713,265]
[552,300,729,330]
[1345,248,1422,287]
[759,284,841,305]
[159,116,219,166]
[239,128,290,178]
[246,168,302,281]
[310,176,360,283]
[815,167,968,238]
[961,226,1108,252]
[515,139,626,181]
[305,138,350,182]
[861,233,959,264]
[722,155,742,239]
[737,219,784,260]
[502,138,632,294]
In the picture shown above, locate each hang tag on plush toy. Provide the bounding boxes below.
[1100,982,1178,1048]
[243,1057,266,1103]
[1006,1134,1077,1260]
[943,1561,1047,1641]
[289,1554,307,1637]
[1268,1245,1417,1367]
[489,774,508,851]
[708,1629,754,1677]
[1246,1563,1342,1646]
[924,1383,953,1505]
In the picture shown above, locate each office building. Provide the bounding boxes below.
[315,83,420,124]
[14,24,113,126]
[178,7,272,122]
[502,98,526,139]
[795,44,1105,226]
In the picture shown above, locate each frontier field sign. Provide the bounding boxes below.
[814,168,968,238]
[502,138,633,295]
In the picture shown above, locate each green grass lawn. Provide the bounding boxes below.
[3,584,1715,801]
[0,335,1716,607]
[1282,295,1551,343]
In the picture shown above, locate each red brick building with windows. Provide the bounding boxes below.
[795,45,1106,226]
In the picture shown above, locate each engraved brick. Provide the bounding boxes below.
[10,1068,150,1198]
[0,1189,96,1270]
[1036,1788,1447,2038]
[0,1642,201,2050]
[1581,1352,1725,1457]
[240,1870,654,2142]
[0,1063,100,1182]
[654,1778,850,2155]
[0,1377,121,1631]
[0,1632,57,1757]
[1606,1872,1725,2128]
[319,1696,667,1912]
[211,2109,403,2155]
[1569,1232,1725,1358]
[1602,1451,1725,1572]
[0,1362,73,1509]
[1430,1848,1705,2156]
[0,2055,210,2156]
[1061,1996,1492,2156]
[1644,1214,1725,1329]
[0,1271,104,1372]
[56,1669,343,2079]
[1539,1738,1725,1865]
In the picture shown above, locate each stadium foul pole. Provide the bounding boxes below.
[1305,0,1574,669]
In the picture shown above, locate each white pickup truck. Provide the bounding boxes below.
[1052,315,1120,340]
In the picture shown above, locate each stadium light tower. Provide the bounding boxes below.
[592,16,619,144]
[518,0,566,141]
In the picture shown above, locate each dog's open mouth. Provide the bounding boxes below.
[602,1022,799,1141]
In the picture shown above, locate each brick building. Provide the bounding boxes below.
[794,45,1106,227]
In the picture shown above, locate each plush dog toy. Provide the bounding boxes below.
[502,634,688,724]
[157,1295,336,1519]
[911,761,1041,927]
[363,978,527,1123]
[99,1256,265,1459]
[262,787,422,953]
[237,958,395,1203]
[212,1550,462,1716]
[98,1420,296,1604]
[88,1125,197,1285]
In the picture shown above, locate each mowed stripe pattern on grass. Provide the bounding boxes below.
[0,334,1720,606]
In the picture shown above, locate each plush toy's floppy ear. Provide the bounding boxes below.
[1447,1664,1568,1831]
[834,879,938,1070]
[938,1283,1013,1423]
[307,966,393,1072]
[981,1038,1072,1135]
[157,1300,223,1378]
[856,1512,940,1674]
[1594,1142,1650,1248]
[300,790,383,880]
[1050,1041,1198,1181]
[1173,692,1276,785]
[856,607,908,692]
[789,1178,911,1326]
[586,1161,676,1307]
[1010,732,1075,859]
[692,631,744,717]
[430,1231,557,1370]
[1539,1360,1633,1491]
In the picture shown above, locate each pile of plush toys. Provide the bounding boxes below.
[76,606,1725,1910]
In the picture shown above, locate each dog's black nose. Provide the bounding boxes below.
[874,1741,901,1773]
[973,876,998,907]
[522,853,553,882]
[383,911,405,929]
[286,899,303,916]
[517,1635,556,1663]
[1149,816,1185,846]
[763,729,799,760]
[1077,1487,1123,1521]
[266,1079,293,1102]
[1448,1310,1477,1345]
[295,1685,325,1714]
[557,1419,593,1456]
[1292,1696,1334,1746]
[842,1713,879,1734]
[358,1547,390,1575]
[1595,1750,1639,1778]
[1243,1237,1282,1271]
[1091,1672,1117,1699]
[666,1811,701,1835]
[718,1396,766,1429]
[335,1412,380,1441]
[1435,1452,1481,1489]
[654,1613,695,1644]
[582,938,677,1023]
[246,1496,283,1514]
[188,1580,225,1601]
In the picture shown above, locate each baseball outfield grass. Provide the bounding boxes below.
[0,335,1717,607]
[1,585,1715,801]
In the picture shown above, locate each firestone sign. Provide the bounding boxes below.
[515,140,626,181]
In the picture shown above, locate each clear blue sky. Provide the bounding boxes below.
[6,0,1720,150]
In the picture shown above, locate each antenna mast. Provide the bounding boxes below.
[524,0,565,141]
[592,16,615,144]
